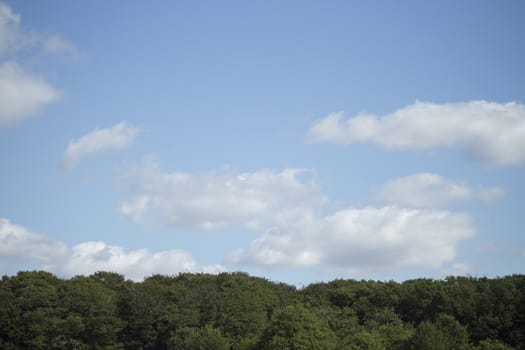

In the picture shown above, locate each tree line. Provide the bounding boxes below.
[1,270,524,349]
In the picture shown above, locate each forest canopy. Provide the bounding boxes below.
[1,271,524,349]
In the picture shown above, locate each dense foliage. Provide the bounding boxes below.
[1,271,524,349]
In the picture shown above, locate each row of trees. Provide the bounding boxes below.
[1,270,524,349]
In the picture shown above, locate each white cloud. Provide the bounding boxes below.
[376,173,504,207]
[0,2,76,56]
[0,218,68,263]
[0,2,78,128]
[119,156,321,230]
[229,206,475,274]
[307,101,525,166]
[53,241,199,281]
[63,122,140,169]
[120,159,478,274]
[0,61,61,128]
[477,187,505,203]
[0,218,220,281]
[42,34,79,57]
[52,242,224,281]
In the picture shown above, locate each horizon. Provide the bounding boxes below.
[4,269,525,289]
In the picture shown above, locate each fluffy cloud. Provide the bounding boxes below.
[229,206,475,274]
[0,61,61,128]
[0,218,219,281]
[119,158,477,274]
[376,173,504,207]
[63,122,140,169]
[52,242,223,281]
[0,218,67,263]
[119,156,321,230]
[307,101,525,166]
[0,2,76,56]
[53,241,199,281]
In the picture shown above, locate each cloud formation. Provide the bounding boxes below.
[119,159,477,274]
[0,218,219,281]
[119,156,321,230]
[0,61,61,128]
[63,122,140,169]
[376,173,504,207]
[229,206,475,274]
[307,101,525,166]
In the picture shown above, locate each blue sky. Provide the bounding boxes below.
[1,0,524,285]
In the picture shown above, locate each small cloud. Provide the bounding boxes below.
[0,61,61,128]
[42,34,80,58]
[63,122,140,170]
[375,173,504,208]
[0,2,78,58]
[0,2,24,54]
[477,187,505,203]
[307,101,525,166]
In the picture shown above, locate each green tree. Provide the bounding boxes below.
[118,282,159,349]
[364,308,414,350]
[8,271,64,349]
[258,304,337,350]
[409,321,449,350]
[0,275,19,349]
[62,276,124,349]
[408,315,474,350]
[183,325,231,350]
[215,272,276,344]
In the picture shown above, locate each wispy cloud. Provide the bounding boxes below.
[307,101,525,166]
[0,61,61,128]
[63,122,140,169]
[0,2,77,129]
[0,2,77,57]
[0,2,25,54]
[41,34,79,58]
[0,218,222,281]
[375,173,504,208]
